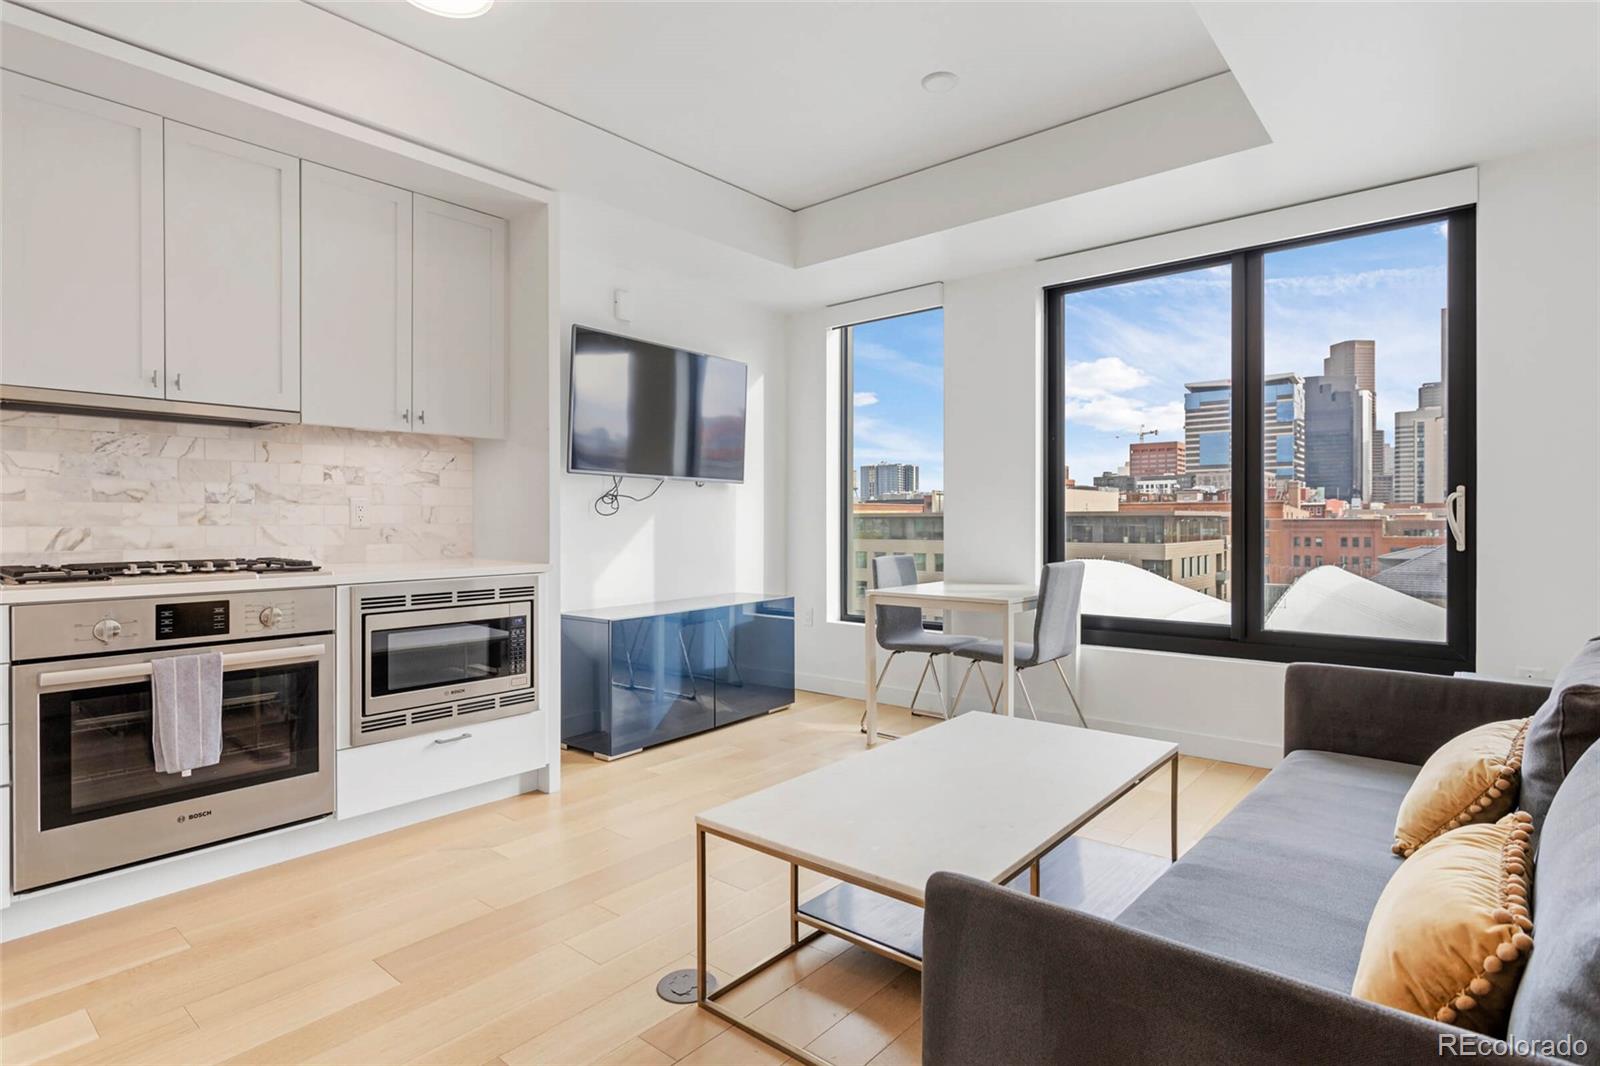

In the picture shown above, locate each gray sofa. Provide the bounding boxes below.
[922,661,1600,1065]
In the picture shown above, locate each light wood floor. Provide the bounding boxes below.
[0,693,1266,1066]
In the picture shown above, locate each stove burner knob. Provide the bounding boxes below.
[259,607,285,629]
[92,618,123,643]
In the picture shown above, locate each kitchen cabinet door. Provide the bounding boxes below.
[301,163,413,433]
[1,73,164,399]
[164,121,300,412]
[412,195,506,438]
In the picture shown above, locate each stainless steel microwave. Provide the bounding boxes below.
[351,576,537,745]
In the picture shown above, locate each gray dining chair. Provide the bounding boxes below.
[860,554,981,733]
[951,560,1089,727]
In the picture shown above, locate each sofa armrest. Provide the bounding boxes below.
[1284,664,1550,765]
[922,872,1558,1066]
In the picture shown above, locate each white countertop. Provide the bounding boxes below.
[0,558,550,605]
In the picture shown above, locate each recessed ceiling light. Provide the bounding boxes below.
[406,0,494,18]
[921,71,959,94]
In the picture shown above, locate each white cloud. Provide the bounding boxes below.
[853,339,941,389]
[1062,395,1185,437]
[853,391,879,407]
[1062,356,1151,398]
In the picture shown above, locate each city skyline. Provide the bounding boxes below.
[848,307,945,490]
[1060,220,1449,491]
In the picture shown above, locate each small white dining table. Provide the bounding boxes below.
[863,580,1039,746]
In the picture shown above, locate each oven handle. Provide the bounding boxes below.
[36,643,329,690]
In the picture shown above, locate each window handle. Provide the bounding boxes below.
[1444,485,1467,552]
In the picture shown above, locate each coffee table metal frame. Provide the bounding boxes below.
[694,748,1180,1065]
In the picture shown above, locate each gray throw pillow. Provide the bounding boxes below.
[1519,636,1600,824]
[1505,739,1600,1062]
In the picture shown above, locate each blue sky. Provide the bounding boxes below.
[1061,220,1448,482]
[847,220,1448,494]
[850,307,946,490]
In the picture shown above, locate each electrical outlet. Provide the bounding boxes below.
[803,606,814,627]
[351,501,370,529]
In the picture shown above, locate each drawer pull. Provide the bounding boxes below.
[432,732,473,745]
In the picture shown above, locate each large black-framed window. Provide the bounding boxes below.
[837,306,946,625]
[1045,208,1475,673]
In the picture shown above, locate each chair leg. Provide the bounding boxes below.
[860,651,899,733]
[973,662,997,713]
[1053,658,1089,729]
[908,655,933,715]
[911,654,949,719]
[951,659,977,716]
[1015,671,1039,721]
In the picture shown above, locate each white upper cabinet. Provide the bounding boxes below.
[412,195,507,439]
[164,121,300,412]
[1,73,164,399]
[301,163,413,434]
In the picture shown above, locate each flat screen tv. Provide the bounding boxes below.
[567,325,748,483]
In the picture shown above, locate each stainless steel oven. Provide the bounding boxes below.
[352,576,536,745]
[9,588,336,892]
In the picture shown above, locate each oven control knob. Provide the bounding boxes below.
[92,618,123,643]
[258,607,285,629]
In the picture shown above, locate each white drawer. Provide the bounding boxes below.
[1,607,10,664]
[336,710,545,820]
[0,665,9,726]
[0,723,8,788]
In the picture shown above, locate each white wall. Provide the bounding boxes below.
[788,152,1600,767]
[558,196,789,612]
[1474,140,1600,677]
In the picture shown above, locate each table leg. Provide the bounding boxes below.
[1170,755,1180,862]
[941,608,954,717]
[1002,606,1016,718]
[789,863,799,944]
[864,595,879,747]
[696,827,708,1003]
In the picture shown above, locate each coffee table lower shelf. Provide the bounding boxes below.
[695,833,1170,1065]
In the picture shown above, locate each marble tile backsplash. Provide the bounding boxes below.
[0,410,474,564]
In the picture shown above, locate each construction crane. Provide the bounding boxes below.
[1114,425,1162,442]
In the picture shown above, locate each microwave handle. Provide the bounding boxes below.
[37,643,328,690]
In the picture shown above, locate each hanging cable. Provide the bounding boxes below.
[594,475,664,516]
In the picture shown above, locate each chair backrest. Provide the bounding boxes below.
[1030,560,1086,664]
[871,554,924,647]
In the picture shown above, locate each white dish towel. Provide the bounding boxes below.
[151,652,224,776]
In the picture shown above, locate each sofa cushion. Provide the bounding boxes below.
[1353,811,1536,1033]
[1391,717,1527,857]
[1521,636,1600,825]
[1507,738,1600,1062]
[1118,749,1414,993]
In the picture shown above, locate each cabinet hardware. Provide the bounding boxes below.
[173,373,183,391]
[417,410,426,425]
[432,732,472,745]
[401,409,411,424]
[149,370,160,388]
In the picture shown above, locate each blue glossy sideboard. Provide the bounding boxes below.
[561,593,795,758]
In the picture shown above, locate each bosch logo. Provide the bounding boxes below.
[182,810,212,822]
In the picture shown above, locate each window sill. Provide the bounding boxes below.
[1081,626,1472,675]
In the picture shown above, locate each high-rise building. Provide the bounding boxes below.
[1183,374,1304,491]
[1129,440,1184,478]
[1325,340,1376,394]
[1394,385,1445,504]
[1304,375,1373,502]
[858,461,918,501]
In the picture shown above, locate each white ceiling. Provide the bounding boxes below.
[312,1,1228,210]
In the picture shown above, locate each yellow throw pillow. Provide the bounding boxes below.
[1392,718,1528,857]
[1354,811,1536,1032]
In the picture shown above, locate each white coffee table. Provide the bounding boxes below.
[693,713,1179,1064]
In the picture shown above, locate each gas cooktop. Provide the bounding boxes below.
[0,557,322,585]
